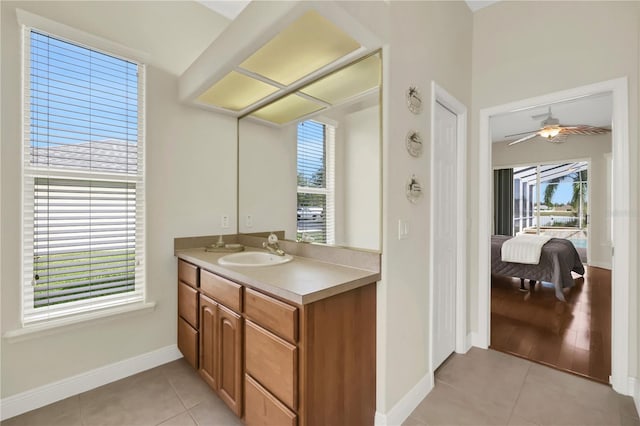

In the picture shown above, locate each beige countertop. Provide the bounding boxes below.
[176,248,380,305]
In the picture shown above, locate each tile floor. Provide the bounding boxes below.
[405,348,639,426]
[3,348,638,425]
[1,359,242,426]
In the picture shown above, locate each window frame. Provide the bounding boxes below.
[20,24,147,326]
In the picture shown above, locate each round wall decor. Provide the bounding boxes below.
[406,130,423,157]
[406,86,423,114]
[406,175,423,203]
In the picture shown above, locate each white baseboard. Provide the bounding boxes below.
[630,377,640,416]
[0,344,182,421]
[374,372,434,426]
[469,331,485,349]
[587,260,612,270]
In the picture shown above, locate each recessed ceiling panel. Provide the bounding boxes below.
[197,71,279,111]
[301,54,380,104]
[239,10,361,86]
[250,94,325,125]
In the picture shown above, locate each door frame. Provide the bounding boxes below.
[429,82,468,375]
[477,77,631,394]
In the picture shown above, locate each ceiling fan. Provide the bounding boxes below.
[506,107,611,146]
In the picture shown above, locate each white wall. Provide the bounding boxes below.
[335,1,473,416]
[0,2,237,398]
[471,1,639,377]
[237,119,297,238]
[341,106,381,250]
[492,134,612,268]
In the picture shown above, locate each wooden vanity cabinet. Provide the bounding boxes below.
[177,260,199,369]
[244,284,376,426]
[177,258,376,426]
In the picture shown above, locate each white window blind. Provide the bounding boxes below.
[296,121,335,244]
[22,29,145,324]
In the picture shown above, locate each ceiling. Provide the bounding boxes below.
[200,1,501,17]
[490,92,613,143]
[15,1,231,76]
[465,1,501,12]
[198,1,250,19]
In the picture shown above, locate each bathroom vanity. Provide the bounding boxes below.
[175,246,379,426]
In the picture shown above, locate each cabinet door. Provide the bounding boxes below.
[245,374,296,426]
[245,320,297,411]
[177,317,198,369]
[217,304,243,417]
[178,281,199,328]
[199,294,218,390]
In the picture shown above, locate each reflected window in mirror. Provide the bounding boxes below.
[297,120,335,244]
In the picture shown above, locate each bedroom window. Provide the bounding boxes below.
[296,120,335,244]
[494,162,588,250]
[22,29,145,324]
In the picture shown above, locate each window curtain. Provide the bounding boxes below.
[493,168,513,236]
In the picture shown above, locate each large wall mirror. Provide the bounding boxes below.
[238,51,381,252]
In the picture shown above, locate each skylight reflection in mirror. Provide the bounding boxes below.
[300,53,380,104]
[238,10,361,86]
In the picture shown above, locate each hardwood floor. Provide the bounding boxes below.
[490,265,611,383]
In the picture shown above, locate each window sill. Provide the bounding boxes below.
[3,301,156,343]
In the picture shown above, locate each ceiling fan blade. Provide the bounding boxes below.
[559,125,611,136]
[504,128,541,138]
[508,133,538,146]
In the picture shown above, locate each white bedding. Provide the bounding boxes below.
[501,234,552,264]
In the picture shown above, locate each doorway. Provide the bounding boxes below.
[477,78,631,394]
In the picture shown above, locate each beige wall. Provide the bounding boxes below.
[492,134,612,268]
[0,2,237,397]
[304,0,473,414]
[471,1,639,377]
[381,0,473,412]
[238,119,297,238]
[342,106,381,250]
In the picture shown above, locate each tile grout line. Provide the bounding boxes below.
[505,361,532,424]
[162,368,191,412]
[78,394,87,426]
[158,367,197,426]
[186,409,200,426]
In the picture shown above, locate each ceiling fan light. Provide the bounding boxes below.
[540,126,561,139]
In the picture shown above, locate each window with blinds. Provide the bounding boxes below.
[296,120,335,244]
[22,29,145,324]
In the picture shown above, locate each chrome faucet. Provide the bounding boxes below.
[263,233,285,256]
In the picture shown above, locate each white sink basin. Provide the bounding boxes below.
[218,251,293,267]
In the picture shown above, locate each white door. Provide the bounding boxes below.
[432,101,458,369]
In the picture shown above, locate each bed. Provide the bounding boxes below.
[491,235,585,301]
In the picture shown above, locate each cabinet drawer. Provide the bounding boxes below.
[178,281,199,328]
[178,317,198,369]
[245,374,297,426]
[201,269,242,312]
[245,320,297,410]
[178,260,198,288]
[245,288,298,343]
